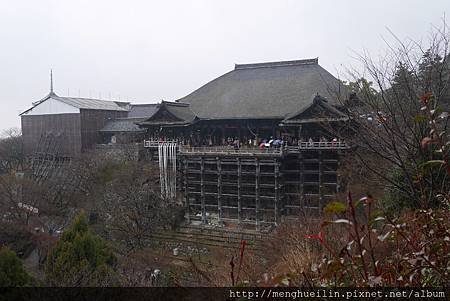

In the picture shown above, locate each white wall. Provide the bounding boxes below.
[22,97,79,115]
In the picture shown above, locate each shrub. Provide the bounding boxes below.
[0,247,32,287]
[304,193,449,287]
[45,211,119,286]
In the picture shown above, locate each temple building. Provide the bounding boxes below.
[132,58,351,228]
[20,58,352,229]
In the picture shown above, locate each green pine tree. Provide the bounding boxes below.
[45,211,119,286]
[0,247,31,287]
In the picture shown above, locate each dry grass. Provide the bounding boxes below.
[260,218,325,285]
[194,217,343,286]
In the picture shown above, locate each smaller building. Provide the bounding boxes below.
[21,91,130,157]
[100,104,158,144]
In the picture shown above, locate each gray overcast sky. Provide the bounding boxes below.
[0,0,448,131]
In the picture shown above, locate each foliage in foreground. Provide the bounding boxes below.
[45,212,119,286]
[0,247,32,287]
[266,89,449,287]
[306,195,449,287]
[248,195,449,288]
[338,25,449,210]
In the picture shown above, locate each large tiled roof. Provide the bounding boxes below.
[176,58,348,119]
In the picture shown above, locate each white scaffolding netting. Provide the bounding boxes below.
[158,143,177,199]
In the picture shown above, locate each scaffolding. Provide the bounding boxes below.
[179,145,344,230]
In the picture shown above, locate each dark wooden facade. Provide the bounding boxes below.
[79,109,128,152]
[21,110,127,157]
[21,113,82,156]
[138,92,350,148]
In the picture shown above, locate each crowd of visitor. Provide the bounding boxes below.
[148,135,344,149]
[223,136,344,150]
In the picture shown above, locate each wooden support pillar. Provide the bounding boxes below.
[255,158,260,230]
[183,158,190,224]
[238,122,242,141]
[200,157,206,224]
[318,150,323,212]
[299,152,304,210]
[221,127,225,145]
[336,151,341,193]
[256,126,259,146]
[217,157,222,224]
[237,157,242,225]
[274,158,279,225]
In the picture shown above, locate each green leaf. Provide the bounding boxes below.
[368,210,385,226]
[369,209,383,219]
[324,201,347,214]
[413,115,427,123]
[420,160,445,172]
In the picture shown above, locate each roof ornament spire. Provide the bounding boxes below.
[50,69,54,94]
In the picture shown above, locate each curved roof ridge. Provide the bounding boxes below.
[110,116,146,120]
[161,100,190,107]
[235,58,318,70]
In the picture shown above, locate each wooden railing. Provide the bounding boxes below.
[143,140,178,148]
[295,141,348,149]
[179,146,283,155]
[143,140,349,152]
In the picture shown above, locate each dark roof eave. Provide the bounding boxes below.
[138,122,193,126]
[99,129,146,133]
[280,117,349,125]
[197,116,284,121]
[159,123,195,128]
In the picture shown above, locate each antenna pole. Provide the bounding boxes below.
[50,69,54,93]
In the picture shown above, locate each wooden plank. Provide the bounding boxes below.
[200,157,206,224]
[274,158,279,225]
[217,157,222,223]
[318,150,323,212]
[255,158,260,230]
[299,152,304,210]
[237,157,242,224]
[183,158,190,224]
